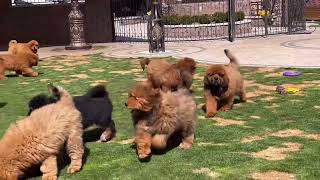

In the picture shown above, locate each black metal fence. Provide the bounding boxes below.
[11,0,84,6]
[114,0,307,42]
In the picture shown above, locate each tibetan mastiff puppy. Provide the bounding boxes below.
[140,57,196,91]
[0,85,84,179]
[126,81,197,160]
[203,49,246,117]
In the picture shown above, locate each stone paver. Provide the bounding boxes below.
[1,23,319,68]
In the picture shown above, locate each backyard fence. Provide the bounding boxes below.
[112,0,307,42]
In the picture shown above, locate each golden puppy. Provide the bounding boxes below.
[126,81,197,160]
[0,85,84,180]
[8,40,39,55]
[203,49,246,117]
[140,57,196,91]
[175,57,197,90]
[0,52,39,80]
[140,58,182,91]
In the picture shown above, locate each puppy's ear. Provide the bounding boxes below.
[221,74,229,88]
[203,74,210,86]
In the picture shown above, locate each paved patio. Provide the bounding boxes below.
[2,23,320,68]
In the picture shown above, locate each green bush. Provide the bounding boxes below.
[236,11,245,21]
[162,11,245,25]
[213,12,228,23]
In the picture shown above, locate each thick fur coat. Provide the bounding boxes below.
[0,86,84,180]
[127,81,197,160]
[8,40,39,55]
[0,40,39,80]
[140,58,196,92]
[27,85,116,142]
[0,53,39,80]
[203,49,246,117]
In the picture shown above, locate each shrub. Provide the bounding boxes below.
[162,11,245,25]
[213,12,228,23]
[236,11,245,21]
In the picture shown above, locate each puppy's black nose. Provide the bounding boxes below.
[124,103,128,107]
[214,76,218,80]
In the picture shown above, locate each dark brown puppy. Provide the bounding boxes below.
[8,40,39,55]
[203,49,246,117]
[140,57,196,91]
[127,81,197,160]
[0,53,39,80]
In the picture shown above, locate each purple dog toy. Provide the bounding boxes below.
[283,71,302,77]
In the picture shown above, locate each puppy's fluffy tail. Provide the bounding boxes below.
[224,49,239,66]
[87,85,108,98]
[8,40,17,46]
[140,58,151,71]
[48,84,73,106]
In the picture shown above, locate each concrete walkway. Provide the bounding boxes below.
[2,23,320,68]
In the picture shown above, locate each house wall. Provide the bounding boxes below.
[0,0,114,50]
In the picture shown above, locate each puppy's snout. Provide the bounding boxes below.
[214,76,219,80]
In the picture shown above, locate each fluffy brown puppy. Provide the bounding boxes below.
[203,49,246,117]
[0,85,84,180]
[0,52,39,80]
[140,58,183,91]
[8,40,39,55]
[127,81,197,160]
[175,57,196,90]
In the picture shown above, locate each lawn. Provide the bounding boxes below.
[0,54,319,180]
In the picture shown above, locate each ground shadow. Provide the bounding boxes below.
[0,102,7,108]
[131,131,184,162]
[24,146,90,179]
[5,74,19,78]
[201,97,243,113]
[83,128,105,142]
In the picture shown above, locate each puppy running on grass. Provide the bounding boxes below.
[0,84,84,180]
[126,81,197,160]
[203,49,246,117]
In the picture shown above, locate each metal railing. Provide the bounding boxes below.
[11,0,84,6]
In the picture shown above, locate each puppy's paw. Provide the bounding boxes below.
[219,106,232,112]
[42,175,57,180]
[67,164,82,174]
[206,112,217,118]
[179,142,193,149]
[100,129,114,142]
[31,72,39,77]
[138,150,151,160]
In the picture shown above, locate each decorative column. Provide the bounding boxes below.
[65,0,92,50]
[148,0,165,53]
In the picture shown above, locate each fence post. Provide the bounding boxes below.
[287,0,292,34]
[228,0,236,42]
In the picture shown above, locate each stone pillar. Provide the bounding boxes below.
[65,0,92,50]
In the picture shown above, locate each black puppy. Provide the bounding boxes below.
[28,84,116,142]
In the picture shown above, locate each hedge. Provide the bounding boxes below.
[162,11,245,25]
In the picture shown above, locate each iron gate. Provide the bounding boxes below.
[112,0,307,42]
